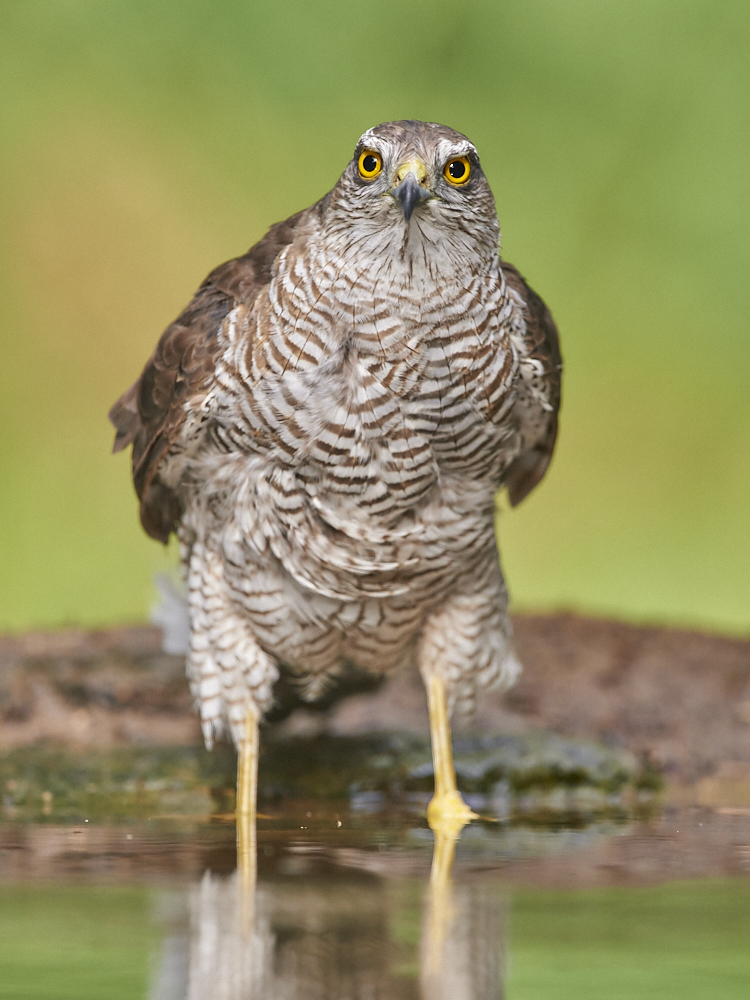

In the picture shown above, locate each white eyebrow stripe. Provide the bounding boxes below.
[434,137,476,161]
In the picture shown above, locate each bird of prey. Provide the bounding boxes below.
[110,120,561,830]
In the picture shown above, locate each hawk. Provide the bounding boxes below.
[110,120,561,829]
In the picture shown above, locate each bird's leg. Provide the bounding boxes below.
[421,695,470,992]
[236,704,259,888]
[425,674,477,826]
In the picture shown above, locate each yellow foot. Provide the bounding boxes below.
[427,789,478,831]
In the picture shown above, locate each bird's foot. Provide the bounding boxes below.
[426,789,478,833]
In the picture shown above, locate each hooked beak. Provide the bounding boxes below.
[392,159,430,222]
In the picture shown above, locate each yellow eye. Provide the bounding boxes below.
[358,150,382,179]
[444,156,471,185]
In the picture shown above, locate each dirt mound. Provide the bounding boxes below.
[1,615,748,792]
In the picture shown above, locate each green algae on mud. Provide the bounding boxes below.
[0,730,658,824]
[0,745,233,824]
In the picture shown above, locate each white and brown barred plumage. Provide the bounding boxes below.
[110,121,561,749]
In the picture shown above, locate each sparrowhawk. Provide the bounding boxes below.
[110,120,562,829]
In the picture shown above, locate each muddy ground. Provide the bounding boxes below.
[1,614,749,805]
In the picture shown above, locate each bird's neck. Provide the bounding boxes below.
[313,218,499,298]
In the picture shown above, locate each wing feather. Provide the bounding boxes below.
[109,207,316,542]
[500,261,563,507]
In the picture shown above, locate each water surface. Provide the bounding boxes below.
[1,805,748,999]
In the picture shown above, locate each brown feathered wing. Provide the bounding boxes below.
[500,262,562,506]
[109,209,314,542]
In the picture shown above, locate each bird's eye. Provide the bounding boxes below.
[444,156,471,185]
[358,150,383,179]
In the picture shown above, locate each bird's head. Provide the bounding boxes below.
[326,120,500,271]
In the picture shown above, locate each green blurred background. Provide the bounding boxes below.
[0,1,747,634]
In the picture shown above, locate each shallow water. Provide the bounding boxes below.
[1,804,749,999]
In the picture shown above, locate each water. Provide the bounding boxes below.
[1,805,748,999]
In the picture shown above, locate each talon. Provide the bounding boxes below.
[427,790,477,832]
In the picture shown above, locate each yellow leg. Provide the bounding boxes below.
[236,706,259,890]
[422,680,474,988]
[425,675,477,827]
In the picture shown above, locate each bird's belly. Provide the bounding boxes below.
[222,532,480,682]
[217,451,498,679]
[207,338,511,607]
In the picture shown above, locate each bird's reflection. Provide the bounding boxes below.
[421,817,505,999]
[149,813,504,999]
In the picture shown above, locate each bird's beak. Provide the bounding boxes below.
[392,159,430,222]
